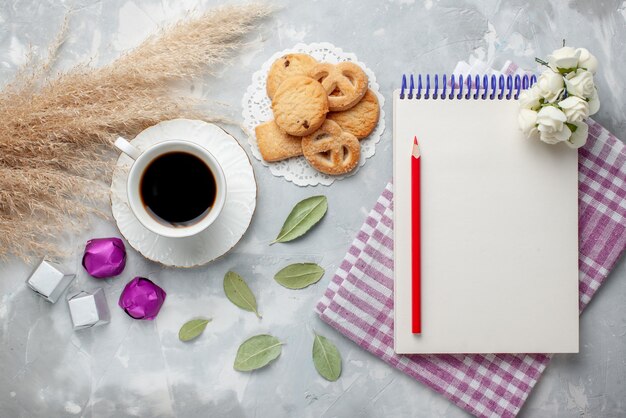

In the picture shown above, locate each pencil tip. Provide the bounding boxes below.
[412,138,421,158]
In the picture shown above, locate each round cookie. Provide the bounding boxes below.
[272,76,329,137]
[327,89,380,139]
[302,120,360,175]
[266,54,318,99]
[308,62,368,111]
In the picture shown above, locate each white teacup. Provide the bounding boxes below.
[114,137,227,238]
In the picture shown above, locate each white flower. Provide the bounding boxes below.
[518,85,541,110]
[518,109,538,136]
[564,69,595,99]
[588,89,600,115]
[548,46,581,73]
[536,70,565,102]
[565,121,588,149]
[523,46,600,148]
[536,106,571,144]
[558,96,589,123]
[576,48,598,74]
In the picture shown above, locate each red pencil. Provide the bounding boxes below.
[411,136,421,334]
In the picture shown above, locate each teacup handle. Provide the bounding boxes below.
[114,137,142,160]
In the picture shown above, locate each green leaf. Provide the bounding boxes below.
[234,334,283,372]
[224,271,261,318]
[274,263,325,289]
[312,334,342,381]
[557,67,577,75]
[271,196,328,244]
[565,122,578,133]
[178,318,212,342]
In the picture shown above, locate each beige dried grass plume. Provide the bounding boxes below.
[0,3,271,259]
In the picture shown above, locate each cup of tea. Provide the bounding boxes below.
[114,137,227,238]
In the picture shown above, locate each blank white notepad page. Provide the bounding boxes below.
[393,90,579,354]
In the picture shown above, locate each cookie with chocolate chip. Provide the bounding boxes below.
[266,53,318,99]
[272,76,328,137]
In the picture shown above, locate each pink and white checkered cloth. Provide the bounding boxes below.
[315,82,626,417]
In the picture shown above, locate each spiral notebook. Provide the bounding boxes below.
[393,74,579,354]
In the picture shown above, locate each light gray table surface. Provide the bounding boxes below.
[0,0,625,417]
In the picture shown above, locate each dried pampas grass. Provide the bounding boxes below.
[0,3,271,259]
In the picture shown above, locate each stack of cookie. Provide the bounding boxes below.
[255,53,380,175]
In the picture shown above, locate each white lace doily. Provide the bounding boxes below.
[242,42,386,187]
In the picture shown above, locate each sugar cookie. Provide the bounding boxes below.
[266,54,318,99]
[272,76,329,136]
[327,89,379,139]
[255,120,303,162]
[308,62,368,111]
[302,120,360,175]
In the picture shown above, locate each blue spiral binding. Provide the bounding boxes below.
[449,74,456,99]
[441,74,447,99]
[400,73,536,100]
[417,75,422,99]
[498,75,505,99]
[481,75,488,99]
[473,75,480,99]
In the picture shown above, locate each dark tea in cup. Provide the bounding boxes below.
[115,137,226,238]
[140,151,217,227]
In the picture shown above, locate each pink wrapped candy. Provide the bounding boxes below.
[118,277,166,320]
[82,237,126,278]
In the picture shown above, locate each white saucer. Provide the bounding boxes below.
[110,119,257,268]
